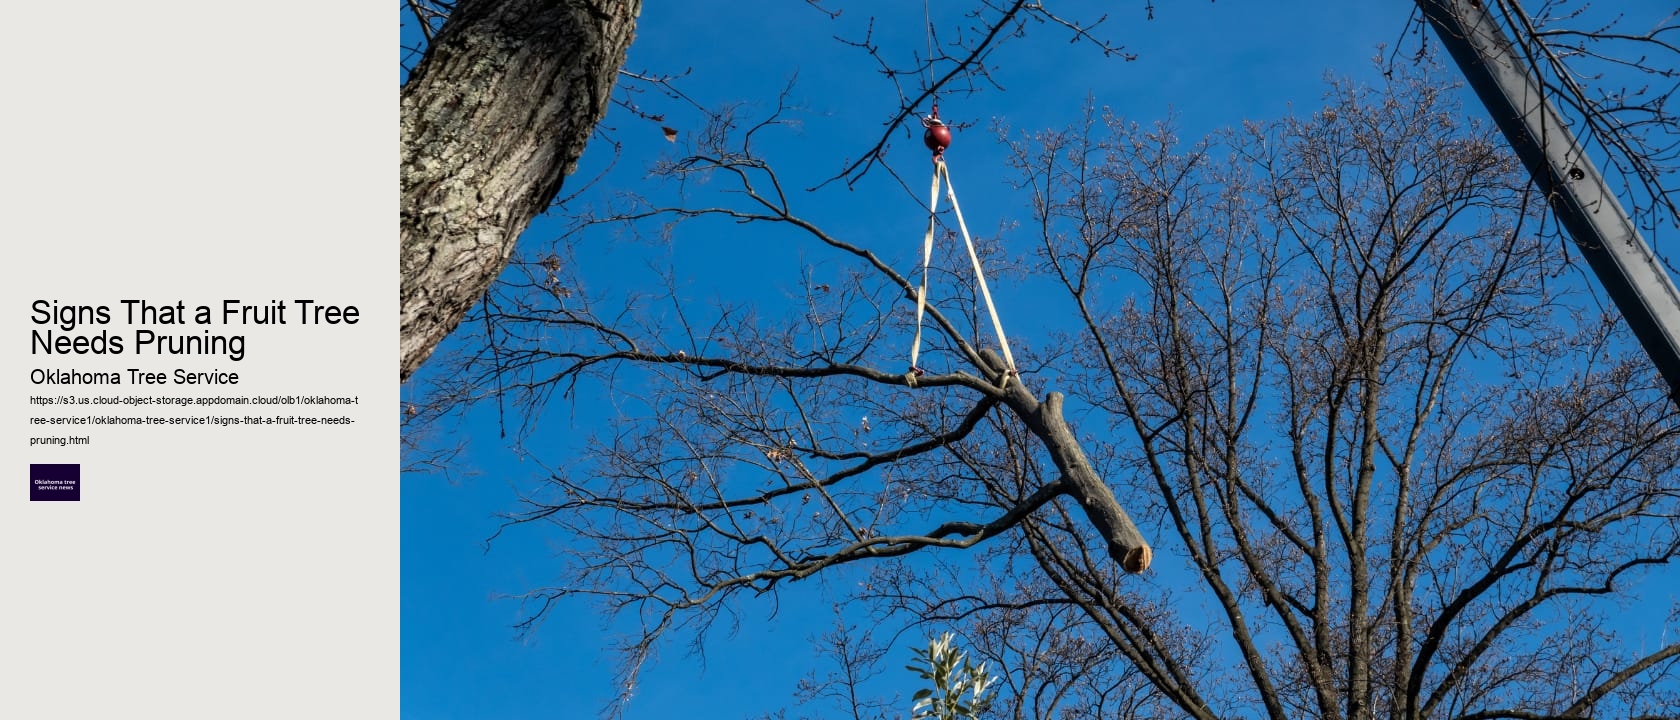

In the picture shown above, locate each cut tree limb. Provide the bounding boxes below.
[981,349,1153,572]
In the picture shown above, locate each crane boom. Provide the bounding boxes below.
[1416,0,1680,402]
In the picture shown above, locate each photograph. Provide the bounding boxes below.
[398,2,1680,719]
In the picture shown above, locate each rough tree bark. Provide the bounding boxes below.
[400,0,642,381]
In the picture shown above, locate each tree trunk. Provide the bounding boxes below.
[400,0,641,380]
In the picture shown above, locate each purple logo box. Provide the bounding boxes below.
[30,464,80,501]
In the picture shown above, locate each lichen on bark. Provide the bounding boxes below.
[400,0,642,381]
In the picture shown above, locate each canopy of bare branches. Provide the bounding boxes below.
[406,49,1680,718]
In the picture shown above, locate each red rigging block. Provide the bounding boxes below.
[923,121,952,154]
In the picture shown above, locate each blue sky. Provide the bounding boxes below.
[401,3,1676,718]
